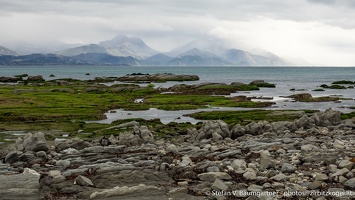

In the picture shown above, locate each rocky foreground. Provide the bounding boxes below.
[1,109,355,200]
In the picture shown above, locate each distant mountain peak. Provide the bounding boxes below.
[179,48,220,59]
[98,34,158,58]
[101,34,145,46]
[169,38,228,57]
[56,44,107,56]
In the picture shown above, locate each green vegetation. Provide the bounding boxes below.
[0,79,274,137]
[186,110,316,125]
[0,83,157,122]
[252,82,276,88]
[145,94,274,110]
[14,74,28,78]
[320,84,347,89]
[332,80,355,84]
[341,112,355,120]
[197,84,259,91]
[312,88,325,92]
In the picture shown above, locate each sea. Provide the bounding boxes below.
[1,65,355,124]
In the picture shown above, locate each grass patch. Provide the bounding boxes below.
[197,84,259,91]
[341,112,355,120]
[145,94,274,110]
[312,88,325,92]
[332,80,355,84]
[320,84,347,89]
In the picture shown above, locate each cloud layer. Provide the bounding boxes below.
[1,0,355,65]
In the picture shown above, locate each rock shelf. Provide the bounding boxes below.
[0,109,355,199]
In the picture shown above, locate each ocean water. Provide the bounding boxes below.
[1,65,355,114]
[1,65,354,84]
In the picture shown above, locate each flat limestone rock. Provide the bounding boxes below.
[0,173,40,199]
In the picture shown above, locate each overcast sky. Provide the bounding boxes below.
[1,0,355,66]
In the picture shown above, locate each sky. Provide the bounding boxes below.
[1,0,355,66]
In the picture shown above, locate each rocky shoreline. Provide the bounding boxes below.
[1,109,355,199]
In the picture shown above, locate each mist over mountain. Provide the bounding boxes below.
[72,53,140,66]
[168,38,228,57]
[167,48,231,66]
[0,34,290,66]
[0,46,18,56]
[57,44,108,56]
[142,54,173,66]
[166,39,287,66]
[2,40,80,55]
[98,34,158,58]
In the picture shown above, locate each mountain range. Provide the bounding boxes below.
[0,35,290,66]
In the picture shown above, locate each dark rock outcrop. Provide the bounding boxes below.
[118,73,199,82]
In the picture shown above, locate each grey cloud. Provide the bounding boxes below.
[307,0,336,5]
[1,0,355,51]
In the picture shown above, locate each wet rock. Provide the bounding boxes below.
[35,151,47,159]
[0,172,40,199]
[76,175,94,187]
[133,126,154,143]
[207,166,220,172]
[314,173,328,181]
[118,132,140,146]
[317,108,341,126]
[231,159,247,170]
[249,80,275,88]
[281,163,297,173]
[61,148,80,154]
[0,76,21,83]
[166,144,179,154]
[333,139,345,149]
[67,139,92,150]
[247,184,263,192]
[118,73,199,83]
[243,168,257,180]
[271,173,286,181]
[19,152,37,163]
[344,178,355,189]
[338,160,353,170]
[89,184,161,199]
[192,120,230,141]
[301,144,319,152]
[118,126,154,146]
[231,124,246,138]
[22,132,49,152]
[308,181,322,190]
[15,137,24,151]
[27,75,44,82]
[5,151,23,164]
[212,132,223,141]
[197,172,232,182]
[112,121,140,129]
[211,178,228,191]
[180,155,192,167]
[259,150,274,170]
[331,168,350,177]
[56,160,71,169]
